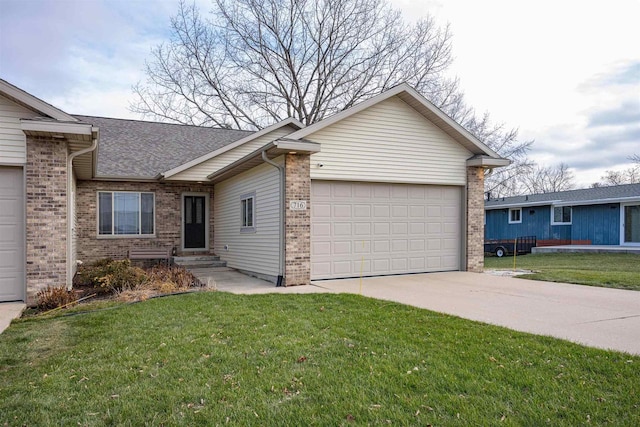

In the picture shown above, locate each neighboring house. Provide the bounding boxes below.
[485,184,640,246]
[0,79,509,304]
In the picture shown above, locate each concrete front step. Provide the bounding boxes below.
[173,255,227,268]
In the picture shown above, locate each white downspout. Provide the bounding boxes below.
[66,135,98,290]
[261,150,285,286]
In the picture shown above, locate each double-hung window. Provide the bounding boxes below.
[508,208,522,224]
[552,206,572,225]
[98,191,155,236]
[240,193,255,232]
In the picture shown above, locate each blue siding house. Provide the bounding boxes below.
[485,183,640,246]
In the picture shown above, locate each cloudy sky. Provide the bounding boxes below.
[1,0,638,187]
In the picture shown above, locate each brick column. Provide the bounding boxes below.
[466,166,485,272]
[284,153,311,286]
[25,138,69,303]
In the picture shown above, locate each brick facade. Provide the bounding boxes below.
[466,166,485,272]
[25,137,68,303]
[76,180,214,263]
[284,153,311,286]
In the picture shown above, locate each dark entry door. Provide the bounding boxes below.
[184,195,206,249]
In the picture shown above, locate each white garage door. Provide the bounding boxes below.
[0,167,24,302]
[311,181,462,280]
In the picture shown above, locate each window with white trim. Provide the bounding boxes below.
[98,191,155,236]
[552,206,572,225]
[509,208,522,224]
[240,193,255,231]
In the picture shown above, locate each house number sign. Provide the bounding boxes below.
[289,200,307,210]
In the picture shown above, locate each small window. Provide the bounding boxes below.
[240,193,255,232]
[552,206,572,225]
[98,191,155,236]
[509,208,522,224]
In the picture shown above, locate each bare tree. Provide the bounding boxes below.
[591,155,640,187]
[519,162,575,194]
[132,0,458,128]
[132,0,531,192]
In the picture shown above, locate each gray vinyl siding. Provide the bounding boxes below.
[308,96,472,185]
[167,126,297,181]
[213,158,282,278]
[0,94,40,164]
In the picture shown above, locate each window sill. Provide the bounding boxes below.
[240,227,256,234]
[97,234,157,239]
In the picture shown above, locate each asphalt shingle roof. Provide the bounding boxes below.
[485,183,640,208]
[74,115,254,178]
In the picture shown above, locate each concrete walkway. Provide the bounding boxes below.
[0,302,26,334]
[198,267,640,355]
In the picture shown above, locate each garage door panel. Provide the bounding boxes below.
[391,186,408,198]
[0,224,20,244]
[0,167,24,301]
[410,239,425,251]
[391,205,408,217]
[373,240,390,252]
[312,223,331,236]
[391,239,408,251]
[373,222,390,235]
[311,181,461,280]
[409,205,425,217]
[313,203,331,217]
[353,205,371,217]
[332,183,352,197]
[333,260,352,274]
[354,223,371,235]
[333,204,351,217]
[333,241,351,254]
[333,222,352,236]
[312,241,331,256]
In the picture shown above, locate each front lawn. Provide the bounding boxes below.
[1,293,639,425]
[485,253,640,291]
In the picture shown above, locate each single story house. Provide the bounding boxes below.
[0,79,509,304]
[485,184,640,246]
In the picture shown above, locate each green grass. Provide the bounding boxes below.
[485,253,640,290]
[1,293,639,425]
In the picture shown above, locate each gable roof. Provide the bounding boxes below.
[485,183,640,210]
[74,115,253,179]
[0,79,78,122]
[286,83,505,161]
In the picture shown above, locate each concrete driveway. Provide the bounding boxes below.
[314,272,640,355]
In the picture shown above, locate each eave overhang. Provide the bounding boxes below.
[207,139,321,184]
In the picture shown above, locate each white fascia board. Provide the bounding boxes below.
[21,119,93,135]
[161,117,304,178]
[552,196,640,207]
[485,201,558,210]
[466,157,511,168]
[274,139,321,153]
[1,79,77,122]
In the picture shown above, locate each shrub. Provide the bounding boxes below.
[36,286,77,311]
[75,259,148,293]
[147,265,203,289]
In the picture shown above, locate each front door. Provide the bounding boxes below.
[184,195,207,249]
[622,203,640,245]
